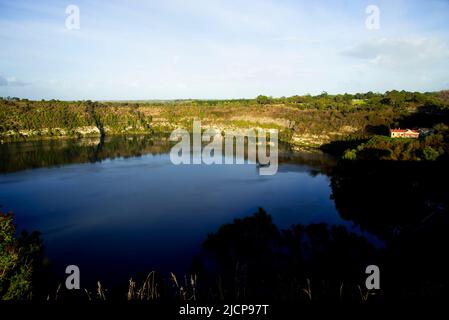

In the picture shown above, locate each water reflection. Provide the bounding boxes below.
[195,208,379,302]
[1,137,446,301]
[0,135,335,174]
[0,135,173,173]
[193,159,449,301]
[0,136,343,292]
[330,161,449,300]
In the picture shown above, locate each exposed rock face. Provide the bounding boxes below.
[74,126,101,135]
[1,102,364,148]
[3,126,101,138]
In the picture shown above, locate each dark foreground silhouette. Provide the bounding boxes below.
[2,158,448,303]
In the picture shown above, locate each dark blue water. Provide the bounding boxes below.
[0,137,372,288]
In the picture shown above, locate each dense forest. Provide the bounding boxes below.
[1,90,449,158]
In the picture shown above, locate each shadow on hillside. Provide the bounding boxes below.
[321,103,449,157]
[397,105,449,129]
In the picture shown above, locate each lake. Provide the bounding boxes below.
[3,135,445,299]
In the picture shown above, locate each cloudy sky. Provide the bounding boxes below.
[1,0,449,100]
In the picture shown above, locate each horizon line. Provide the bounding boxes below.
[2,88,448,103]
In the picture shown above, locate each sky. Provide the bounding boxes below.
[0,0,449,100]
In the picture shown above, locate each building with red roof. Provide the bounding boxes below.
[390,128,420,138]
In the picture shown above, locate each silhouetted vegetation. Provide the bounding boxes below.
[330,161,449,300]
[0,211,44,300]
[2,156,448,302]
[2,90,449,302]
[194,208,379,302]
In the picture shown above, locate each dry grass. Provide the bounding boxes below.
[45,272,378,302]
[302,278,312,301]
[127,271,160,300]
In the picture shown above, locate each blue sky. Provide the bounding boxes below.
[1,0,449,100]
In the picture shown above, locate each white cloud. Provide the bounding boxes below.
[0,75,29,86]
[2,1,449,99]
[7,76,29,86]
[341,37,449,69]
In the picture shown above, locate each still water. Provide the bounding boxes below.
[0,135,371,287]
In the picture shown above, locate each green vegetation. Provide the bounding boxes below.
[0,211,43,300]
[342,124,449,161]
[0,99,153,139]
[255,95,273,105]
[1,90,449,152]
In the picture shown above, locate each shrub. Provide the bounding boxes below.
[0,211,43,300]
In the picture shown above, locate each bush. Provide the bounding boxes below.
[423,146,441,161]
[343,149,357,160]
[255,95,272,105]
[0,211,43,300]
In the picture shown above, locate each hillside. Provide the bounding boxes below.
[1,90,449,149]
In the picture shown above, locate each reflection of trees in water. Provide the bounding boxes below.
[3,135,447,300]
[330,161,449,300]
[331,161,449,238]
[193,208,379,302]
[193,161,449,301]
[0,136,336,174]
[0,135,174,173]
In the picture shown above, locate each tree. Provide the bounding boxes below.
[0,212,43,300]
[256,95,272,105]
[423,146,440,161]
[343,149,357,160]
[289,95,305,104]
